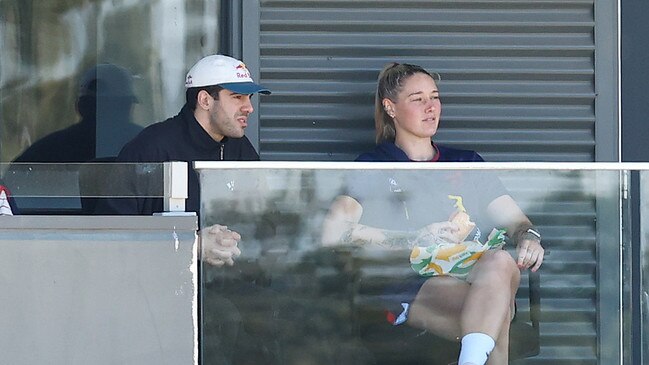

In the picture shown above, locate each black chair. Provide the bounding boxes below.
[335,248,541,365]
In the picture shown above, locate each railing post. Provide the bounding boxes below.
[161,161,193,215]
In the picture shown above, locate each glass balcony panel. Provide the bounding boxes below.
[0,162,164,214]
[196,163,623,365]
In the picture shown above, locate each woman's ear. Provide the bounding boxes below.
[383,99,395,117]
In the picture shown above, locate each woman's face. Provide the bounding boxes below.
[386,72,441,141]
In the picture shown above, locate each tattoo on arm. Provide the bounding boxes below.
[380,230,424,249]
[340,227,356,246]
[340,224,433,249]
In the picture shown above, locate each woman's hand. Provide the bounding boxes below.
[516,238,544,272]
[486,195,545,272]
[415,221,460,247]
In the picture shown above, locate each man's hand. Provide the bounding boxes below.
[516,238,544,272]
[416,221,460,247]
[200,224,242,267]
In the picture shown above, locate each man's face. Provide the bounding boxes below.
[208,89,254,140]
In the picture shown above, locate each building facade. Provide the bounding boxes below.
[2,1,648,364]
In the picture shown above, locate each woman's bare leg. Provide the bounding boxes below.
[407,249,520,365]
[463,250,520,336]
[407,275,468,338]
[485,304,513,365]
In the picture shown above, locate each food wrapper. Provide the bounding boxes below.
[410,228,507,279]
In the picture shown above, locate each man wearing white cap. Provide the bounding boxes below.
[99,54,271,266]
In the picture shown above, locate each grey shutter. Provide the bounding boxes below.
[240,1,618,364]
[255,0,613,163]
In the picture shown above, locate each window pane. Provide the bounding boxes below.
[0,0,220,163]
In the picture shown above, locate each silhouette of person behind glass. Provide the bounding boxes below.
[9,64,143,214]
[12,63,142,163]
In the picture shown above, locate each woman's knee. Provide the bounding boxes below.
[475,250,520,283]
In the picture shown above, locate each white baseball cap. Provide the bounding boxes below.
[184,55,270,95]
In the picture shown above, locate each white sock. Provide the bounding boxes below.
[458,332,496,365]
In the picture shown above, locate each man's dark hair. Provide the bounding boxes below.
[186,85,223,110]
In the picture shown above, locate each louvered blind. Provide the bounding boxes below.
[257,0,597,162]
[244,1,613,364]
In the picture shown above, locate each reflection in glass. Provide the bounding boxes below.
[1,0,220,163]
[197,166,622,365]
[0,162,163,215]
[1,0,220,214]
[9,64,142,163]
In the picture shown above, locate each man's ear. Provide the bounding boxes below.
[197,90,213,110]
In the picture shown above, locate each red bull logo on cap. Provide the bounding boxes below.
[235,63,250,79]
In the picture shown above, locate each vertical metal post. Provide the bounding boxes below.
[594,0,620,162]
[597,169,624,364]
[639,171,649,365]
[162,161,191,214]
[621,170,634,365]
[241,0,261,153]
